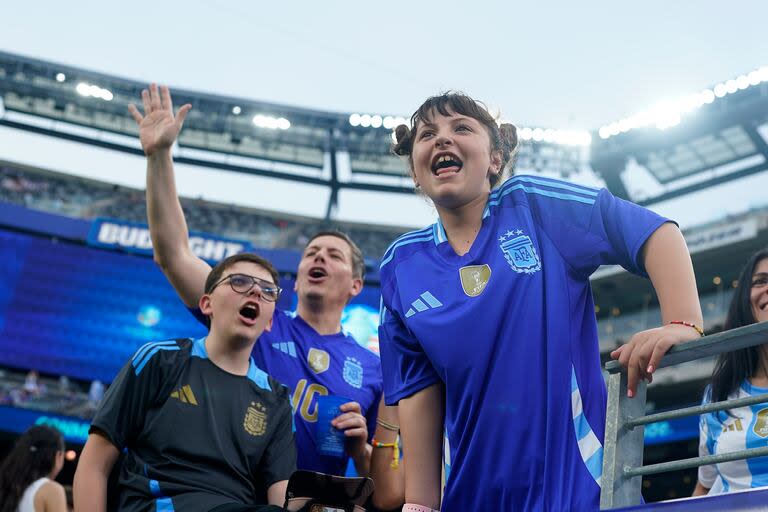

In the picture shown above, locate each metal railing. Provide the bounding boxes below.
[600,321,768,509]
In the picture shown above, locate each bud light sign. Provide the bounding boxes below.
[88,218,252,262]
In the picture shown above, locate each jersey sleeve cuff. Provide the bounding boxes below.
[385,374,441,405]
[630,218,676,276]
[88,421,123,450]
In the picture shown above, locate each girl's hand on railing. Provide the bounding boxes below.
[610,323,703,398]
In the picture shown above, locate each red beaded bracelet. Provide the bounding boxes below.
[669,320,704,337]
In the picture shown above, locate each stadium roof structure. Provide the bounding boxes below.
[1,50,767,216]
[0,51,597,219]
[591,66,768,205]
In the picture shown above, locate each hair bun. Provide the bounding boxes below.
[392,124,412,156]
[499,123,518,152]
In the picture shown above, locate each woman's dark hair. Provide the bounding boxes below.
[392,92,519,189]
[0,425,65,512]
[709,248,768,404]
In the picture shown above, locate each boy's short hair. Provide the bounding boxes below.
[204,253,280,295]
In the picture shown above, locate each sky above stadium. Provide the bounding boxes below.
[3,0,768,131]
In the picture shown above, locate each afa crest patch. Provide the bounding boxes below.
[498,230,541,274]
[343,357,363,389]
[244,401,267,436]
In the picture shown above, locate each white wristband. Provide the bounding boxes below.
[402,504,439,512]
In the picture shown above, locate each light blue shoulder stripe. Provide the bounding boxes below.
[132,340,177,364]
[380,234,435,269]
[494,175,599,198]
[381,226,434,260]
[488,183,596,208]
[133,343,180,376]
[247,358,272,391]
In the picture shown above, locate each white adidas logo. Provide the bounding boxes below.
[405,292,443,318]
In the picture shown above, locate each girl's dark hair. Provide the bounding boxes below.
[392,92,519,189]
[0,425,65,512]
[709,248,768,404]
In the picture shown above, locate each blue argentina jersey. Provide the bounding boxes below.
[378,175,669,511]
[699,381,768,493]
[253,311,382,475]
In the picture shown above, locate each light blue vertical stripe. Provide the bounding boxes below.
[155,497,174,511]
[584,447,604,483]
[746,404,768,488]
[149,479,162,497]
[570,365,603,487]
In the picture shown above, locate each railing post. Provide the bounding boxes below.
[600,371,646,510]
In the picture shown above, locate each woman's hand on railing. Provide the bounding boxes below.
[610,323,703,398]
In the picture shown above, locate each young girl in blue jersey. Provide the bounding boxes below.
[377,93,704,511]
[694,248,768,496]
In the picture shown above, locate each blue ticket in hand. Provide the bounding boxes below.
[315,395,349,458]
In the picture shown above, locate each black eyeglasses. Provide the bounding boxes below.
[211,273,282,302]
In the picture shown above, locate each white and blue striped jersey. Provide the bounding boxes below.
[699,381,768,493]
[378,175,669,511]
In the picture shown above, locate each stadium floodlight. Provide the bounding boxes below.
[371,115,383,128]
[349,113,361,127]
[360,114,372,128]
[56,73,66,82]
[252,114,291,130]
[76,82,113,101]
[598,65,768,140]
[232,106,242,115]
[519,127,533,141]
[383,116,395,129]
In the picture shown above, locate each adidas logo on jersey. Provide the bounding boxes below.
[272,341,297,358]
[170,385,198,405]
[405,291,443,318]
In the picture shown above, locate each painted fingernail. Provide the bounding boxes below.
[627,389,634,398]
[647,365,654,374]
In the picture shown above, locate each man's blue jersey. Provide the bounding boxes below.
[378,175,669,511]
[253,312,382,475]
[193,308,383,475]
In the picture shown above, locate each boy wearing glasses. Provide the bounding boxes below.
[74,254,295,512]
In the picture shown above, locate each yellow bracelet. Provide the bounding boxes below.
[371,436,400,469]
[669,320,704,337]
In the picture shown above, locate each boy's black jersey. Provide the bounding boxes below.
[91,337,296,511]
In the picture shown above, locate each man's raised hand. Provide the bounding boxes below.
[128,84,191,156]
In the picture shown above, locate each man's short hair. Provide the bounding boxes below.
[306,231,365,280]
[204,253,280,295]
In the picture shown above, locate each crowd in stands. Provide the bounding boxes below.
[0,166,405,259]
[0,367,102,420]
